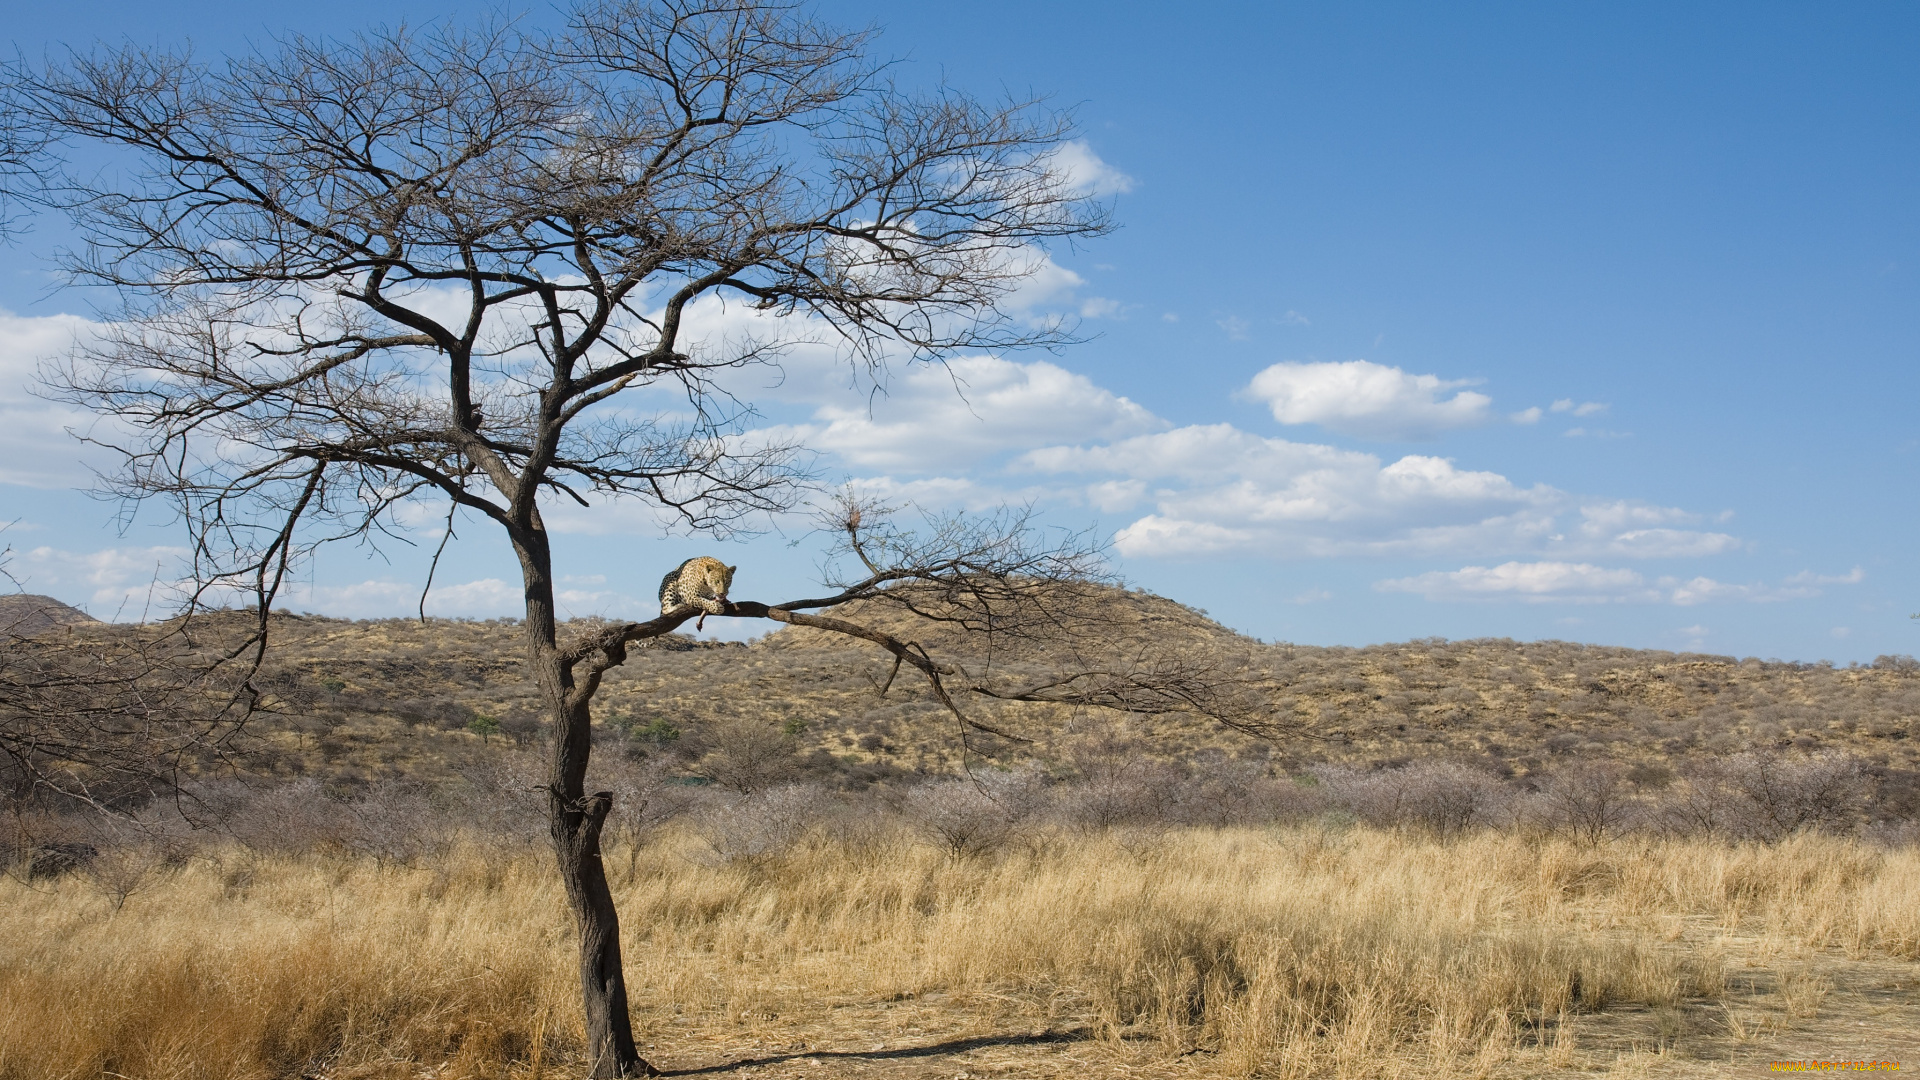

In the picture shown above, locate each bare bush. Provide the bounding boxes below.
[899,768,1047,856]
[457,752,553,846]
[1313,761,1509,837]
[345,780,455,865]
[1742,750,1868,837]
[1054,742,1184,830]
[1529,762,1638,845]
[205,778,358,855]
[1165,757,1321,827]
[594,756,702,881]
[693,717,801,795]
[692,784,829,867]
[84,831,182,911]
[1660,751,1869,841]
[20,840,97,880]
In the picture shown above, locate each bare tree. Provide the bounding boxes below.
[7,4,1297,1074]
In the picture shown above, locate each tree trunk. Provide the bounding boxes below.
[520,540,654,1078]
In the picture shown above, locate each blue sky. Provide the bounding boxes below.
[2,1,1917,662]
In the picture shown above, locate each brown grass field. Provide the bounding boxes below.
[4,823,1918,1080]
[7,592,1920,1077]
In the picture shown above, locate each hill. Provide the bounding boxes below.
[37,584,1910,806]
[0,593,99,636]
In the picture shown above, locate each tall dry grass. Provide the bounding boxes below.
[3,825,1916,1079]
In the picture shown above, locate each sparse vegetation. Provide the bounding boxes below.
[20,596,1916,812]
[8,589,1920,1075]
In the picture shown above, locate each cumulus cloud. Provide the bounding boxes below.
[1376,562,1865,605]
[1016,422,1741,562]
[1244,360,1493,440]
[1377,561,1648,603]
[9,544,191,617]
[1551,398,1607,416]
[1020,424,1575,558]
[995,252,1121,328]
[5,535,636,621]
[1570,502,1742,557]
[1047,140,1135,196]
[0,309,114,487]
[760,354,1163,472]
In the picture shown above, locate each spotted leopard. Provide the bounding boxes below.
[658,556,736,630]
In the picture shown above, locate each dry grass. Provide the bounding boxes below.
[5,825,1918,1079]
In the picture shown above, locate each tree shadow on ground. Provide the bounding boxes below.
[659,1030,1091,1076]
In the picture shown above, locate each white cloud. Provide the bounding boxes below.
[1022,424,1568,558]
[998,253,1118,328]
[1244,360,1493,440]
[0,309,116,488]
[1047,140,1135,196]
[1510,407,1543,424]
[1378,561,1649,603]
[1571,503,1742,557]
[7,536,625,621]
[286,577,546,618]
[1785,566,1865,586]
[1550,398,1607,416]
[9,544,191,617]
[1376,561,1861,606]
[1018,422,1747,562]
[1085,478,1147,512]
[1217,316,1251,341]
[1606,529,1742,557]
[760,354,1163,472]
[841,473,1009,510]
[1106,514,1254,556]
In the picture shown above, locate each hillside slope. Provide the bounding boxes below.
[43,585,1908,796]
[0,593,99,636]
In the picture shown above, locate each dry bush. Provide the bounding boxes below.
[1054,742,1186,830]
[7,825,1919,1078]
[692,717,801,795]
[1312,761,1511,836]
[1659,751,1869,841]
[1529,761,1640,845]
[689,783,830,867]
[898,768,1048,856]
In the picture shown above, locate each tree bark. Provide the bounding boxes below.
[521,538,654,1078]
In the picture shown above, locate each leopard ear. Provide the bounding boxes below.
[727,565,737,574]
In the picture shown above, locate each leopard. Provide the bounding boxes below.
[658,556,737,630]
